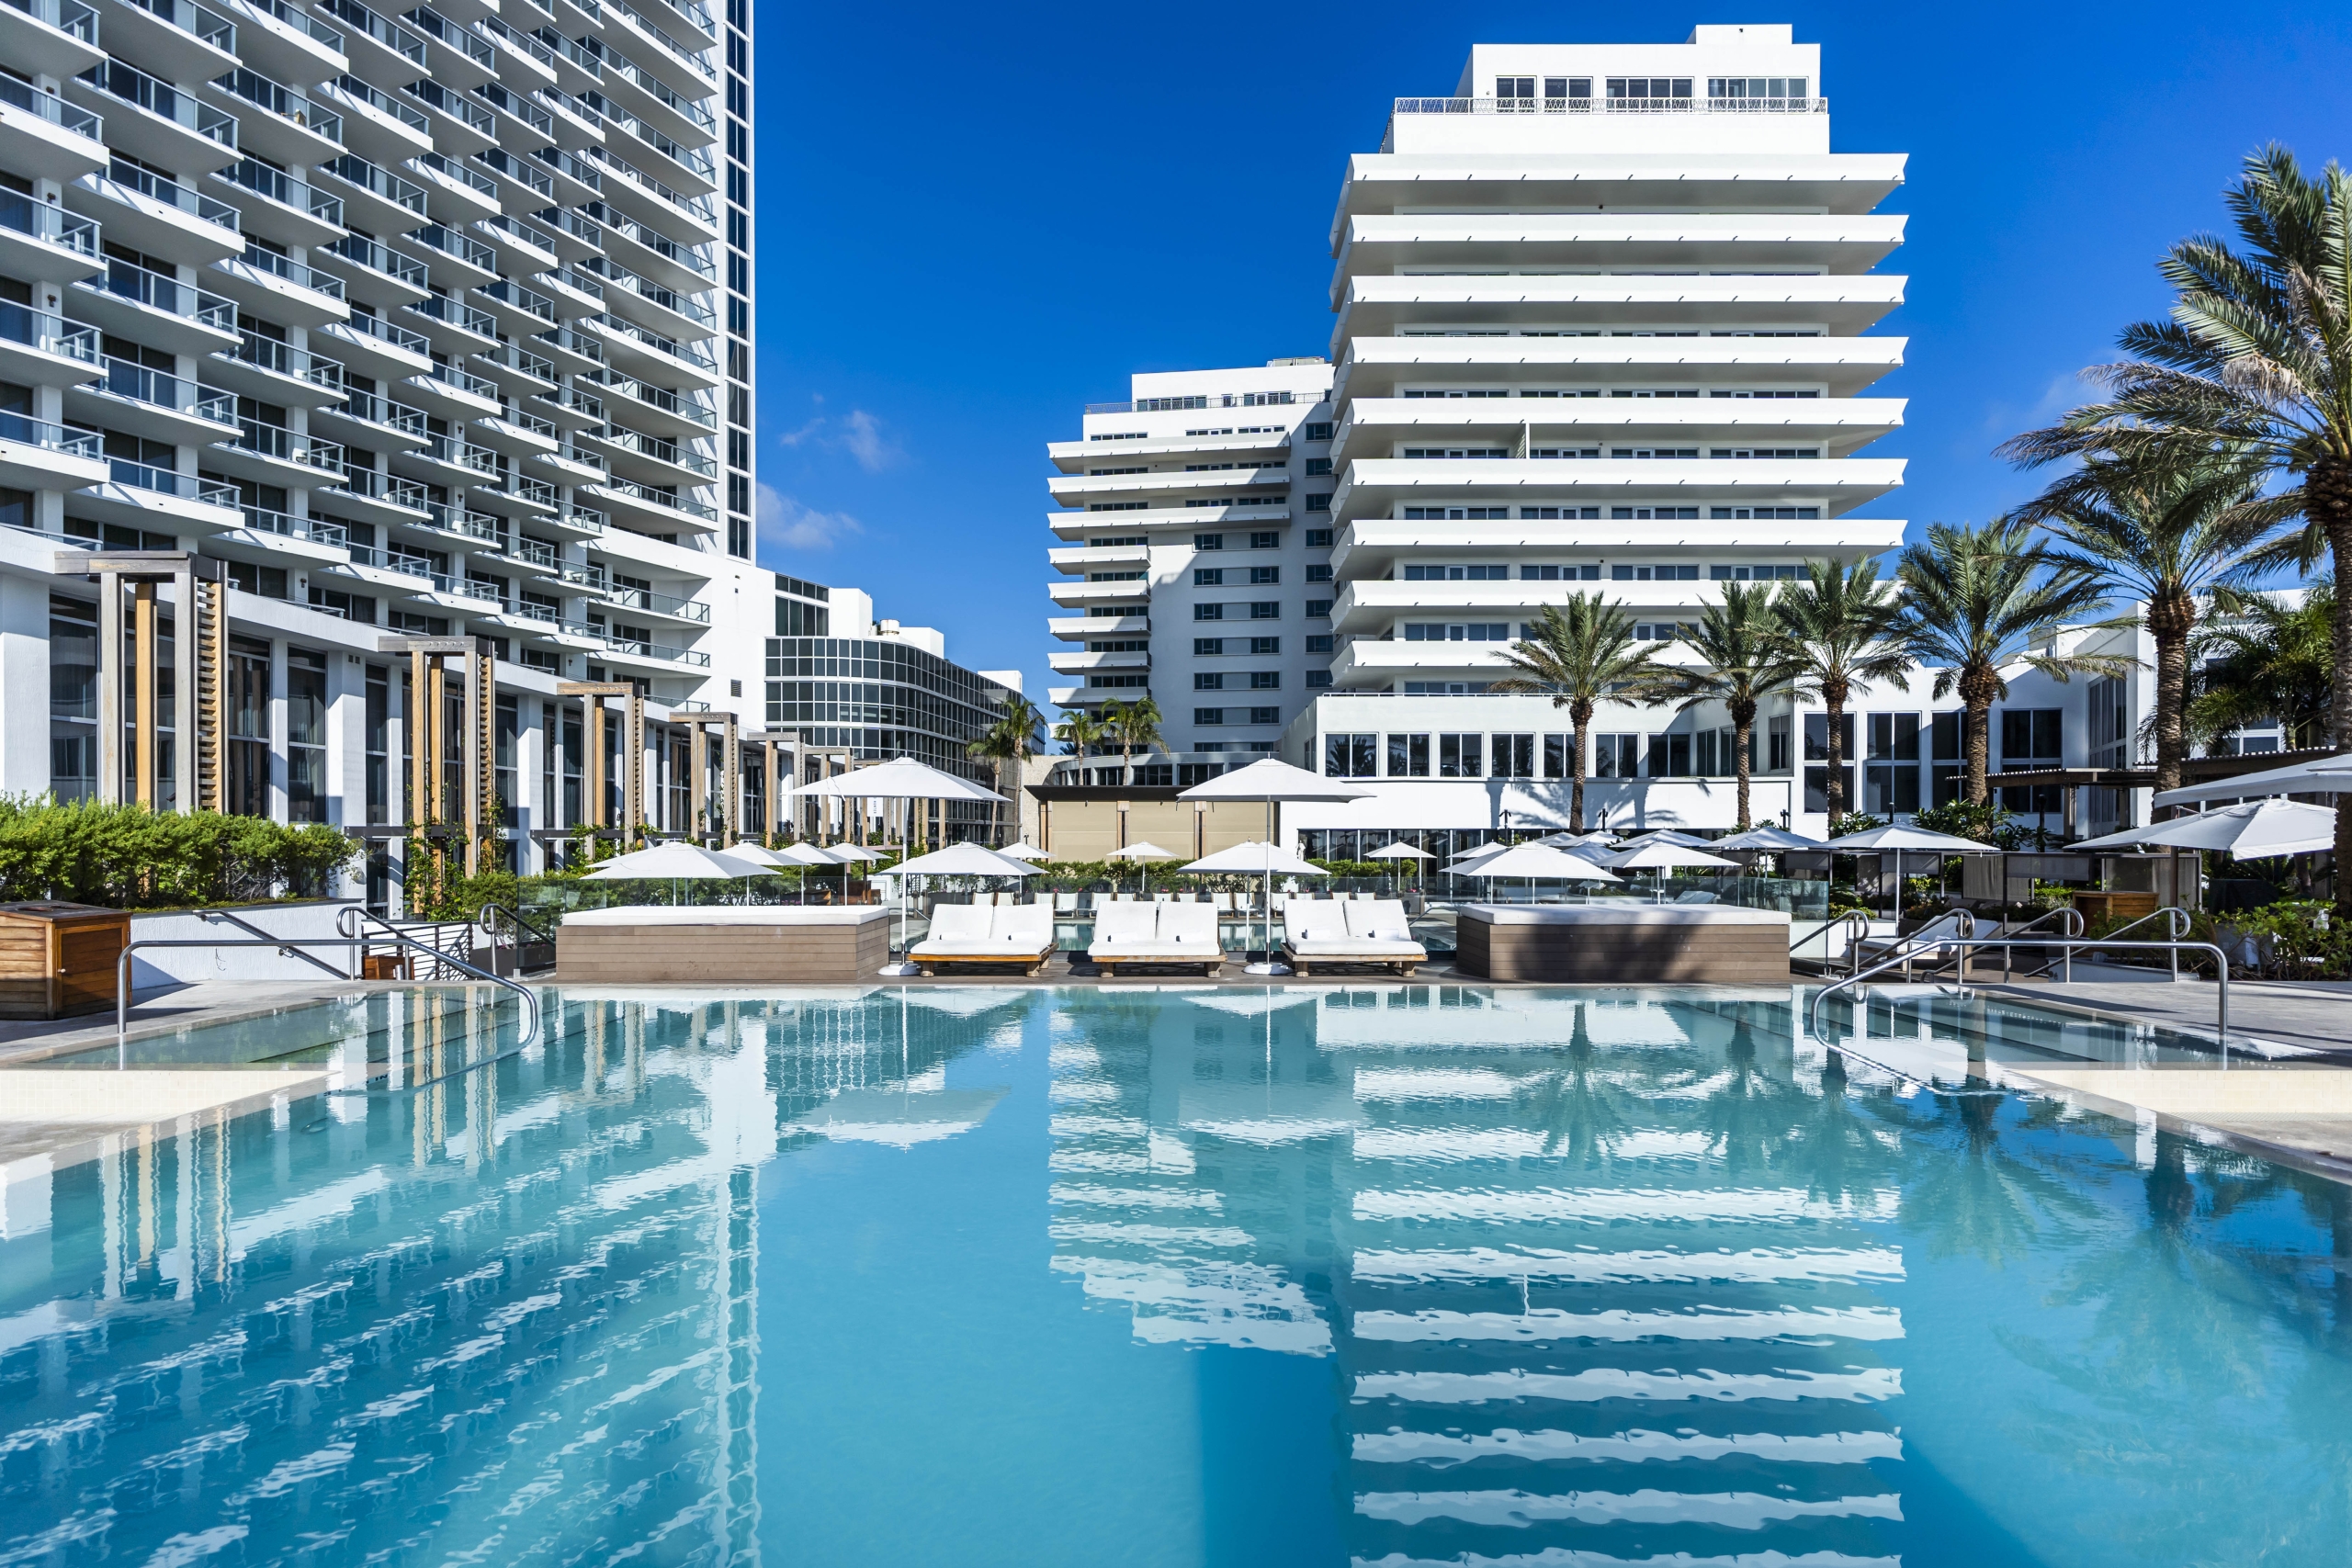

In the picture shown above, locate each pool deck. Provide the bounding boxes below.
[4,968,2351,1188]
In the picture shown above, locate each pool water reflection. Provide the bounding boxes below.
[0,985,2347,1567]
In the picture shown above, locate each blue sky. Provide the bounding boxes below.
[752,1,2352,702]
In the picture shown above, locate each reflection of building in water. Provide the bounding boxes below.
[0,993,999,1566]
[1046,986,1910,1566]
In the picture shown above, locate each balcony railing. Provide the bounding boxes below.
[124,0,234,48]
[218,0,341,50]
[600,425,714,477]
[84,257,236,330]
[80,58,235,145]
[610,110,711,180]
[417,433,498,474]
[533,384,602,423]
[0,301,96,363]
[338,309,430,355]
[408,221,492,270]
[595,312,714,369]
[565,505,605,533]
[602,632,709,666]
[334,466,427,509]
[476,277,554,321]
[407,5,491,66]
[346,540,431,575]
[95,356,234,423]
[408,290,495,338]
[4,0,99,47]
[220,158,341,223]
[599,582,708,622]
[535,325,605,364]
[473,80,553,136]
[242,504,345,547]
[327,231,425,286]
[600,478,713,520]
[318,0,424,64]
[596,373,712,427]
[213,68,341,143]
[0,411,100,457]
[583,200,715,277]
[322,153,424,215]
[1391,94,1828,117]
[589,260,713,327]
[335,389,424,434]
[586,144,714,222]
[478,210,557,257]
[99,160,241,230]
[511,535,556,570]
[233,330,342,387]
[472,146,554,200]
[413,150,496,198]
[107,457,236,505]
[479,13,553,68]
[402,77,492,134]
[0,190,96,256]
[600,47,714,130]
[424,360,498,400]
[3,72,101,139]
[609,5,713,82]
[231,243,345,299]
[480,343,557,385]
[326,73,427,132]
[236,417,343,470]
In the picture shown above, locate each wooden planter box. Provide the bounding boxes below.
[556,906,895,984]
[0,901,132,1019]
[1456,904,1792,985]
[2073,891,2159,929]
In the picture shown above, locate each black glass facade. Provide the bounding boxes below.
[764,637,1013,827]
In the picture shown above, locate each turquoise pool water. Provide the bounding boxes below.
[1,985,2347,1566]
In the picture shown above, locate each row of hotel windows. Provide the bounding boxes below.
[1398,389,1824,400]
[1401,506,1821,521]
[1399,563,1809,581]
[1398,622,1692,643]
[1490,75,1809,102]
[1193,602,1335,620]
[1396,446,1822,460]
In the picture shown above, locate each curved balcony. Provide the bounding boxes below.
[586,476,717,534]
[318,73,429,166]
[0,409,106,491]
[0,0,102,81]
[311,228,427,310]
[317,152,422,234]
[208,0,345,87]
[72,58,233,176]
[208,66,342,166]
[214,157,343,248]
[69,454,240,531]
[207,244,348,331]
[316,306,433,380]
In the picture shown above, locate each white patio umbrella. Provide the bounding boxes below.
[1107,840,1180,897]
[2152,752,2352,809]
[1604,840,1739,902]
[878,841,1044,976]
[1459,841,1622,903]
[1176,840,1332,975]
[997,840,1047,861]
[1617,829,1713,849]
[1181,758,1374,974]
[1368,840,1433,895]
[1821,823,1998,919]
[786,755,1005,853]
[1716,824,1825,852]
[2137,798,2339,860]
[768,840,842,903]
[581,841,776,905]
[2070,820,2177,852]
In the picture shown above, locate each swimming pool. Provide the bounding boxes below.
[0,985,2346,1566]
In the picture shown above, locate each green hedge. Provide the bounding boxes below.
[0,796,357,909]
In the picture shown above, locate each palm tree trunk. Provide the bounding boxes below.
[1122,740,1133,787]
[1964,695,1993,806]
[2148,592,2194,807]
[2318,462,2352,908]
[1822,681,1849,820]
[1569,702,1592,832]
[1733,710,1754,831]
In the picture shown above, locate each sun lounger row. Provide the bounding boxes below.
[910,902,1057,976]
[1282,898,1427,977]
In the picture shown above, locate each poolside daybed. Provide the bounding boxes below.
[910,901,1057,976]
[1283,898,1427,977]
[556,905,894,983]
[1087,900,1225,976]
[1454,904,1789,984]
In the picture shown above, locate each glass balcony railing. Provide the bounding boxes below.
[1,73,100,141]
[594,371,715,427]
[594,312,715,369]
[333,466,427,509]
[401,78,492,135]
[213,69,341,144]
[125,0,234,50]
[346,541,432,576]
[609,5,713,83]
[600,47,715,130]
[325,231,424,286]
[479,343,558,386]
[472,80,553,137]
[407,222,493,271]
[336,310,430,355]
[472,147,554,200]
[102,158,241,230]
[600,425,715,477]
[0,301,96,362]
[415,433,498,474]
[220,0,342,49]
[0,411,100,457]
[565,505,605,533]
[81,258,236,329]
[321,154,423,215]
[107,457,236,505]
[582,200,716,277]
[407,292,496,339]
[317,0,423,64]
[602,631,710,666]
[334,389,424,434]
[424,361,498,400]
[326,73,426,132]
[218,159,341,223]
[534,325,605,364]
[600,582,709,622]
[413,150,495,198]
[231,243,346,299]
[476,278,554,322]
[533,146,602,195]
[552,267,604,300]
[477,211,557,258]
[489,473,558,508]
[92,356,234,423]
[500,405,557,438]
[407,5,491,66]
[424,502,503,542]
[0,190,97,256]
[511,535,556,570]
[3,0,100,47]
[600,478,714,521]
[242,505,345,547]
[603,265,715,328]
[533,384,601,422]
[78,60,233,147]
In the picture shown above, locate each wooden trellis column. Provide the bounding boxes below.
[684,711,743,843]
[559,682,643,841]
[382,636,496,873]
[66,552,225,813]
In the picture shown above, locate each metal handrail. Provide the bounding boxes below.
[1788,910,1870,971]
[2095,906,2193,981]
[476,900,558,966]
[198,908,346,978]
[1806,935,2232,1063]
[1851,908,1977,981]
[1995,905,2085,983]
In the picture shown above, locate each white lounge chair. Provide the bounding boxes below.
[1285,897,1427,977]
[911,901,1057,976]
[1088,899,1224,976]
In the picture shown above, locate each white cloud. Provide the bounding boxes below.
[756,484,861,552]
[772,406,901,471]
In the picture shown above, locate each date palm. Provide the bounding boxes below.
[967,694,1046,845]
[1996,146,2352,889]
[1054,707,1106,761]
[2017,451,2290,798]
[1099,694,1164,786]
[1771,558,1910,820]
[1489,595,1670,831]
[1894,516,2132,805]
[2188,581,2336,750]
[1650,581,1802,830]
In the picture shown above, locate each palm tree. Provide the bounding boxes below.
[2018,453,2291,797]
[2188,581,2336,751]
[1099,695,1163,786]
[1771,558,1911,820]
[1054,707,1106,762]
[1996,146,2352,888]
[1650,581,1802,830]
[1488,595,1670,831]
[967,694,1046,845]
[1894,516,2132,805]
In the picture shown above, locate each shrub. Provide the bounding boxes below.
[1910,798,2025,850]
[0,796,359,908]
[1827,810,1884,840]
[2224,900,2352,979]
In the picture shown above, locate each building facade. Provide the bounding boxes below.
[1043,28,2222,848]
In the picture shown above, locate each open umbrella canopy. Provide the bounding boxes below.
[1107,841,1180,862]
[582,843,776,880]
[1177,757,1376,803]
[1366,843,1435,861]
[890,842,1042,877]
[2152,752,2352,809]
[727,842,798,868]
[1178,841,1329,877]
[1459,843,1622,881]
[2137,798,2339,860]
[1716,825,1826,852]
[1618,829,1713,849]
[997,840,1047,861]
[1822,824,2000,854]
[2069,821,2176,852]
[824,844,888,863]
[786,756,1004,803]
[1444,843,1513,873]
[1606,841,1739,872]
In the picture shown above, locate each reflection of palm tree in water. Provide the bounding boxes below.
[1899,1084,2098,1270]
[1701,1013,1798,1177]
[1514,1005,1630,1163]
[1788,1049,1902,1207]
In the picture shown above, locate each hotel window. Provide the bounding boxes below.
[1306,528,1332,547]
[1402,505,1510,521]
[1305,634,1332,653]
[226,637,272,818]
[1710,563,1806,579]
[1543,733,1572,778]
[1250,531,1280,549]
[366,664,389,824]
[1999,708,2064,814]
[1802,713,1857,816]
[1303,423,1333,441]
[1250,671,1281,690]
[1523,564,1602,581]
[1193,568,1224,586]
[1325,733,1376,777]
[1250,636,1280,654]
[1249,566,1280,585]
[1250,601,1282,619]
[1305,670,1332,689]
[1193,637,1224,656]
[1404,564,1510,581]
[1248,706,1280,726]
[1195,707,1227,726]
[1768,714,1792,773]
[1710,507,1821,522]
[1306,599,1332,617]
[1929,710,1964,806]
[1195,672,1226,691]
[49,596,97,802]
[1305,564,1331,583]
[1865,713,1921,815]
[1647,733,1693,778]
[1194,533,1224,550]
[1606,76,1692,102]
[1492,734,1535,778]
[1194,603,1225,621]
[285,649,327,823]
[1610,506,1700,521]
[1708,75,1808,100]
[1593,734,1641,778]
[562,705,583,826]
[539,700,557,831]
[1387,733,1430,776]
[1496,74,1534,104]
[1521,506,1602,520]
[1438,733,1483,777]
[494,694,519,824]
[1611,564,1700,581]
[1404,623,1511,642]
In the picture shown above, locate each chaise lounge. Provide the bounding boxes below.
[1087,900,1226,977]
[910,901,1057,976]
[1283,897,1427,977]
